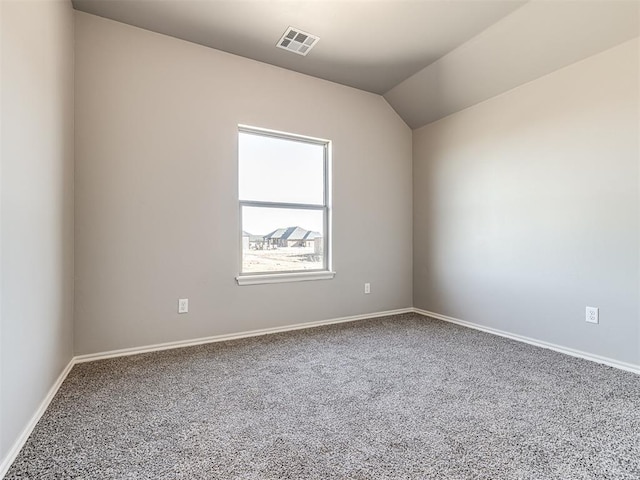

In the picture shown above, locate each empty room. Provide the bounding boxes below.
[1,0,639,478]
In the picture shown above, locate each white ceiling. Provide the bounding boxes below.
[72,0,639,129]
[71,0,526,94]
[385,0,640,128]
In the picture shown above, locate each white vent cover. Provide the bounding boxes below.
[276,27,319,56]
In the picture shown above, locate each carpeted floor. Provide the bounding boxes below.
[5,313,640,479]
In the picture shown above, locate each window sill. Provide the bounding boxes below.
[236,271,336,286]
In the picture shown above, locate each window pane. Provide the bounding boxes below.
[239,132,324,204]
[242,206,325,273]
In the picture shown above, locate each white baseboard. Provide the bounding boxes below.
[413,308,640,375]
[74,308,414,363]
[0,359,75,478]
[3,305,636,477]
[0,307,412,477]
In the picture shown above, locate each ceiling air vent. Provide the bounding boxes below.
[276,27,319,56]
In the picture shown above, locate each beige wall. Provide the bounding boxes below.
[0,7,638,472]
[73,12,413,355]
[413,38,640,365]
[0,0,75,465]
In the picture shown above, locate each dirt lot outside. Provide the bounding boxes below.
[242,245,323,272]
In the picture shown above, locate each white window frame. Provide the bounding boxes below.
[236,125,334,286]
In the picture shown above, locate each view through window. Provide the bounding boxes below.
[238,127,330,275]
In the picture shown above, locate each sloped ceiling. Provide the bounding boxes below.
[385,0,640,129]
[73,0,639,129]
[71,0,526,95]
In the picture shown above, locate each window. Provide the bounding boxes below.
[236,126,333,285]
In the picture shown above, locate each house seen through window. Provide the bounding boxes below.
[238,126,330,277]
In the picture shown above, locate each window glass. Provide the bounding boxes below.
[241,206,324,273]
[239,132,324,205]
[238,127,330,277]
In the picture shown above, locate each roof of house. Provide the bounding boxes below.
[264,228,287,240]
[303,231,321,240]
[264,226,322,241]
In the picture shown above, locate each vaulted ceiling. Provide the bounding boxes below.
[72,0,639,129]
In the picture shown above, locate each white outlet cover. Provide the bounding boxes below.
[585,306,598,324]
[178,298,189,314]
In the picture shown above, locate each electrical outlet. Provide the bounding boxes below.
[178,298,189,314]
[364,283,371,294]
[586,306,598,324]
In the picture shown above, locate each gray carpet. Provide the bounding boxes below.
[5,313,640,479]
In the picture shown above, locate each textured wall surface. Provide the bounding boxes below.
[74,12,413,355]
[0,0,75,465]
[413,39,639,365]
